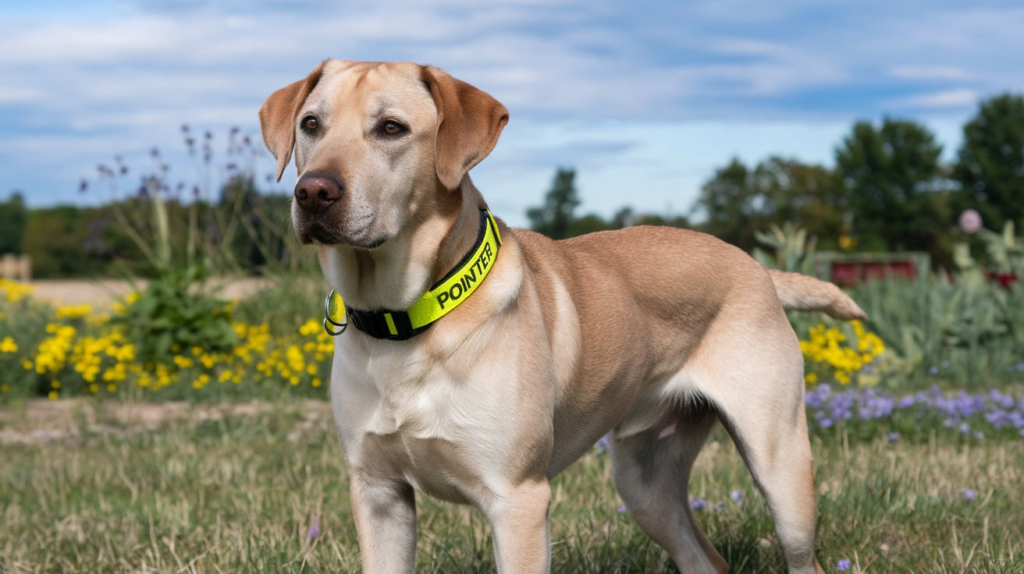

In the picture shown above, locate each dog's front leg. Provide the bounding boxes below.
[349,471,417,573]
[484,478,553,574]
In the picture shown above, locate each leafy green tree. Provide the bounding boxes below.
[23,206,103,277]
[955,93,1024,230]
[527,168,580,239]
[751,157,845,250]
[692,158,764,250]
[567,213,613,237]
[835,119,948,252]
[693,156,838,250]
[0,191,28,254]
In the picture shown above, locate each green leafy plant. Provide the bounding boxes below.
[111,267,236,365]
[753,222,817,274]
[982,221,1023,276]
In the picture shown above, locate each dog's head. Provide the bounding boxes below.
[259,60,509,249]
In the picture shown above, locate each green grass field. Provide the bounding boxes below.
[1,399,1021,573]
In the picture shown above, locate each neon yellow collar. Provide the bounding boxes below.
[324,209,502,340]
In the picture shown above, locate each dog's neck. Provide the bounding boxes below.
[320,176,488,312]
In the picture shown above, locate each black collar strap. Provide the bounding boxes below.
[344,209,502,340]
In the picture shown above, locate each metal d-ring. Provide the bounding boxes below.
[323,289,348,336]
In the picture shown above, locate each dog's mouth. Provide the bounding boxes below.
[299,221,388,250]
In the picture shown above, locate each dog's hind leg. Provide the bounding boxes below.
[610,405,727,574]
[694,343,825,574]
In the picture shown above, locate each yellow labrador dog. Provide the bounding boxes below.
[260,60,863,574]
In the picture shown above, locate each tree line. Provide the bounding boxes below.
[526,93,1024,270]
[0,183,297,278]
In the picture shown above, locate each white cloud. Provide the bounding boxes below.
[0,87,43,104]
[893,88,980,110]
[0,18,180,64]
[888,66,975,82]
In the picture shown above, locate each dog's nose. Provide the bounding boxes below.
[294,174,343,213]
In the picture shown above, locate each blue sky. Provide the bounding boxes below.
[1,0,1021,227]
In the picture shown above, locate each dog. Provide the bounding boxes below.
[259,60,864,574]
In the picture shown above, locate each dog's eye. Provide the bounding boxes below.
[300,116,319,133]
[379,120,407,137]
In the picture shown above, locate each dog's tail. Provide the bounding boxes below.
[768,269,867,321]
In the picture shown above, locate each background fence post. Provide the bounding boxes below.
[0,254,31,282]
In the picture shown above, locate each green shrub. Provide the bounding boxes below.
[110,267,237,365]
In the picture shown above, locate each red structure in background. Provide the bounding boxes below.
[829,259,918,286]
[818,252,1019,290]
[816,252,929,287]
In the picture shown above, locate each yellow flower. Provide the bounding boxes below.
[0,336,17,353]
[0,278,35,303]
[800,321,885,387]
[299,319,321,336]
[55,303,93,320]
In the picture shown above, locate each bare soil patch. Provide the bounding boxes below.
[28,277,275,307]
[0,397,331,445]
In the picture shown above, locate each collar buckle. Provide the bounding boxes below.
[323,289,348,337]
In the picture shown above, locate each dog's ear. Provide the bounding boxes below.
[423,66,509,190]
[259,61,327,181]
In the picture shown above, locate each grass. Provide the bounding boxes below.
[1,399,1022,573]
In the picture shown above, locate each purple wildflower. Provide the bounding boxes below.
[804,385,1023,442]
[689,498,706,512]
[730,490,743,502]
[887,432,899,443]
[307,523,320,540]
[962,489,977,500]
[837,558,851,571]
[617,503,627,513]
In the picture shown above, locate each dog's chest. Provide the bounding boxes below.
[331,342,516,503]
